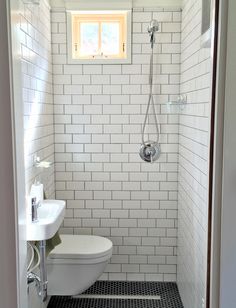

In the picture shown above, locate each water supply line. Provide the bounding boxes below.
[139,19,161,163]
[27,243,41,274]
[27,243,42,298]
[27,242,35,272]
[27,241,47,302]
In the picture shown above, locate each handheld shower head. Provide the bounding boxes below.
[148,19,159,48]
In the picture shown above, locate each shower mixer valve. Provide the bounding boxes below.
[139,141,161,163]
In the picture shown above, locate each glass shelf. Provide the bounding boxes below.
[166,94,187,113]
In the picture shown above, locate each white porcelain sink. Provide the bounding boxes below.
[26,200,65,241]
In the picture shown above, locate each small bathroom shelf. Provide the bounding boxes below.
[166,94,187,113]
[34,155,52,169]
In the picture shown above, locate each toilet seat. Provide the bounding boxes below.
[48,234,113,263]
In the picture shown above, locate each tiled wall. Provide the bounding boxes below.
[177,0,211,307]
[20,0,54,306]
[52,6,181,281]
[21,0,54,198]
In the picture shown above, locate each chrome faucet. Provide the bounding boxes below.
[31,197,40,222]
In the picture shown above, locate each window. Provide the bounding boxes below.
[67,11,131,64]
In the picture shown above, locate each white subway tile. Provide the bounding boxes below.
[92,95,110,104]
[103,65,121,74]
[64,65,82,75]
[132,12,152,22]
[83,85,102,95]
[91,75,110,84]
[103,85,121,94]
[111,95,129,105]
[111,75,129,85]
[83,65,102,74]
[72,95,90,104]
[64,85,83,95]
[84,105,102,114]
[72,75,90,84]
[162,22,181,33]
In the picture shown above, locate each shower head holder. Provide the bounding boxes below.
[148,19,159,48]
[148,19,159,34]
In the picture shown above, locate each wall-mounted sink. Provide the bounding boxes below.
[26,200,65,241]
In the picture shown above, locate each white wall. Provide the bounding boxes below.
[177,0,212,307]
[51,6,181,281]
[0,1,20,306]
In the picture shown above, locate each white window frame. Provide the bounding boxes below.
[67,10,132,64]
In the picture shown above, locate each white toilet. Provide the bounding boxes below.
[47,234,113,296]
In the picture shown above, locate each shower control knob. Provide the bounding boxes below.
[139,141,161,163]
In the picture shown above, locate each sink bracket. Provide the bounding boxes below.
[39,240,48,302]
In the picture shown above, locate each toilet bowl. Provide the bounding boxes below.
[47,234,113,296]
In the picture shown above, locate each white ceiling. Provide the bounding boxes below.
[50,0,183,9]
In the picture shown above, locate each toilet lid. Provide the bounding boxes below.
[49,234,113,259]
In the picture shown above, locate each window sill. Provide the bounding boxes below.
[68,57,132,65]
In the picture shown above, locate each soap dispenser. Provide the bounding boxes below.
[30,181,44,204]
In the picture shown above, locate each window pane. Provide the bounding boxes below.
[101,22,120,55]
[80,23,99,56]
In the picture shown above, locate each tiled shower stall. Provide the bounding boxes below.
[52,6,181,282]
[21,0,212,307]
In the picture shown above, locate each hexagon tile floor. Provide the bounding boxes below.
[47,281,184,308]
